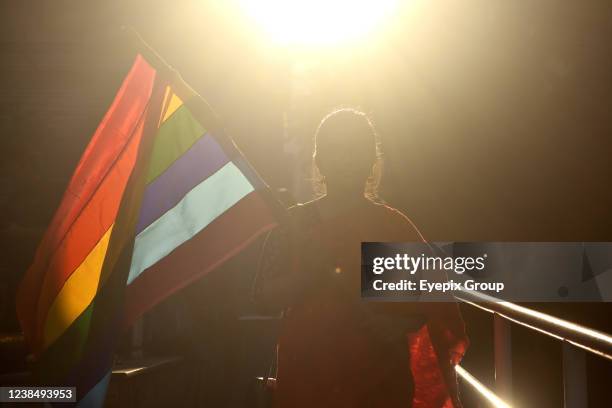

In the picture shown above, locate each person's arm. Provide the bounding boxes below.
[252,211,332,313]
[252,224,295,314]
[392,207,469,365]
[420,243,469,365]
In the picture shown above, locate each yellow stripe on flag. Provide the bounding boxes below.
[43,225,114,349]
[160,88,183,125]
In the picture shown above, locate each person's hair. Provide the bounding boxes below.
[312,108,384,202]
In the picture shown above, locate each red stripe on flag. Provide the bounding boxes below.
[16,56,156,348]
[123,191,276,326]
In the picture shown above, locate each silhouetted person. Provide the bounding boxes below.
[254,108,468,407]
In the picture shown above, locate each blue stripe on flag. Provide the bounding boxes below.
[127,162,254,284]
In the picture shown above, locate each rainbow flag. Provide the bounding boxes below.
[16,53,280,405]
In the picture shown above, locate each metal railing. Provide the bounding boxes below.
[455,289,612,408]
[240,291,612,408]
[455,365,512,408]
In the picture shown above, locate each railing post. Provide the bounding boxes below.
[494,313,513,402]
[562,342,587,408]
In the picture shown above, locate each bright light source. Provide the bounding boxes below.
[240,0,398,47]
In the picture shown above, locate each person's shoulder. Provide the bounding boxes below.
[287,199,319,216]
[288,199,317,211]
[266,202,315,240]
[372,202,426,242]
[369,201,403,218]
[285,199,321,227]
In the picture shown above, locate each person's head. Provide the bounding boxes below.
[313,108,383,201]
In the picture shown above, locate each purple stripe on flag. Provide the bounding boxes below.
[136,133,229,233]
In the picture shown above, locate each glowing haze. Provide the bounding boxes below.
[239,0,398,46]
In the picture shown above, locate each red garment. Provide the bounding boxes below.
[258,201,468,407]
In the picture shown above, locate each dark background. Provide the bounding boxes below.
[0,1,611,406]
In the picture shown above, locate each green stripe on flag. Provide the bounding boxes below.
[146,105,205,184]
